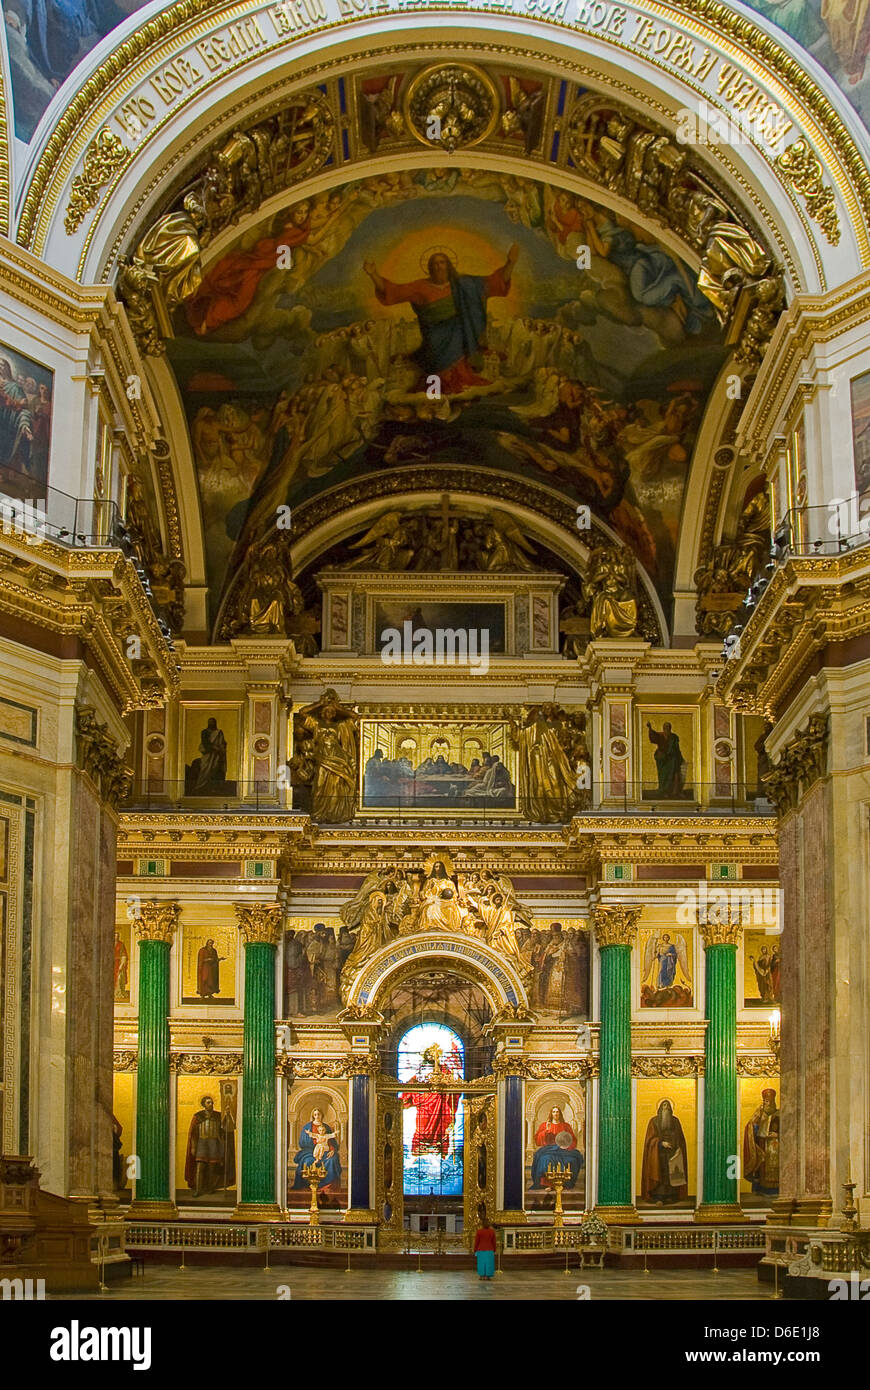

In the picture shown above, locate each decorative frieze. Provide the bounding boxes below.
[632,1056,704,1077]
[171,1051,243,1074]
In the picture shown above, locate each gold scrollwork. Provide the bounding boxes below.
[235,903,282,945]
[131,899,180,943]
[64,128,130,235]
[775,139,840,245]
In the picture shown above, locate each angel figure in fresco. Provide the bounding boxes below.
[641,932,691,1007]
[362,243,519,393]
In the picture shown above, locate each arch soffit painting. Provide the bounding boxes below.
[346,935,529,1014]
[15,8,870,287]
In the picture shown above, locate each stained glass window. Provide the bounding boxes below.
[398,1023,464,1199]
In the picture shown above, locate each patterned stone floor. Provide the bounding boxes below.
[50,1266,779,1300]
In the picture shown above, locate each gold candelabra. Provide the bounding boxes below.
[303,1162,327,1225]
[547,1163,568,1229]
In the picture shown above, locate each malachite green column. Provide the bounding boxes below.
[234,904,283,1220]
[129,901,179,1219]
[594,905,641,1223]
[697,916,742,1222]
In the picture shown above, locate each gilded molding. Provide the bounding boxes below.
[632,1056,704,1076]
[235,902,282,945]
[281,1057,348,1079]
[132,899,181,943]
[775,139,840,245]
[591,903,642,947]
[65,127,131,235]
[170,1050,243,1074]
[344,1053,380,1077]
[113,1049,138,1070]
[737,1055,780,1076]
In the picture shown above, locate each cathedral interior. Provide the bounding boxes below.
[0,0,869,1314]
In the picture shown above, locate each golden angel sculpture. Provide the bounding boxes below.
[338,852,533,1000]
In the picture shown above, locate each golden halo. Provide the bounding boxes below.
[419,245,458,274]
[423,849,456,878]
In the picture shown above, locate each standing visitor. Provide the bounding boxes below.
[473,1218,497,1280]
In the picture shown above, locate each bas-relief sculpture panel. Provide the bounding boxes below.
[175,172,730,627]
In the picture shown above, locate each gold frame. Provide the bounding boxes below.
[357,717,521,820]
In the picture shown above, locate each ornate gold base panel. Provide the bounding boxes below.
[693,1203,745,1224]
[593,1204,641,1225]
[127,1199,178,1220]
[231,1202,284,1222]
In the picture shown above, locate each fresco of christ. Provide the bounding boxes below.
[363,244,518,393]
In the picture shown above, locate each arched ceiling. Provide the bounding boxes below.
[4,6,869,646]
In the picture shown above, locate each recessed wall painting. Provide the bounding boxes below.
[739,1077,780,1204]
[0,342,53,489]
[374,601,507,655]
[360,718,518,813]
[639,927,694,1008]
[113,919,131,1004]
[112,1071,134,1201]
[283,918,347,1018]
[525,1086,586,1213]
[176,1077,238,1207]
[173,172,730,631]
[3,0,149,141]
[638,709,696,800]
[743,929,781,1009]
[526,922,589,1020]
[287,1086,347,1211]
[635,1078,696,1210]
[180,924,237,1006]
[182,706,239,797]
[851,368,870,498]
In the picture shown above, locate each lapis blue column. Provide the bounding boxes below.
[349,1071,373,1215]
[502,1073,524,1215]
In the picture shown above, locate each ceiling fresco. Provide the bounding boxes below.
[167,170,730,629]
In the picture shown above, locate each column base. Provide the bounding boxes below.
[231,1202,284,1222]
[344,1208,378,1224]
[127,1199,178,1220]
[495,1209,527,1224]
[792,1197,833,1227]
[767,1197,796,1226]
[694,1203,744,1224]
[594,1205,641,1225]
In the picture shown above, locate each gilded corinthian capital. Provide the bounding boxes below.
[698,917,742,948]
[235,904,283,946]
[132,900,180,943]
[591,904,642,947]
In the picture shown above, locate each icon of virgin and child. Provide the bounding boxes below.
[363,243,519,394]
[291,1107,342,1191]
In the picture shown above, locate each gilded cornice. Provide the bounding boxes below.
[591,903,642,947]
[567,817,779,866]
[235,902,283,944]
[0,535,178,712]
[762,712,828,817]
[715,551,870,716]
[132,898,180,942]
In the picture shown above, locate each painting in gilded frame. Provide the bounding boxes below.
[0,342,53,489]
[182,705,240,798]
[525,1085,586,1213]
[286,1084,347,1211]
[180,923,237,1006]
[360,719,518,814]
[635,1077,697,1210]
[743,929,781,1009]
[176,1076,238,1207]
[639,927,694,1008]
[374,601,507,654]
[739,1076,780,1205]
[637,708,696,800]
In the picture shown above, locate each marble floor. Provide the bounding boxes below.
[51,1266,779,1300]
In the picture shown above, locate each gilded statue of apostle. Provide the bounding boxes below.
[296,690,359,823]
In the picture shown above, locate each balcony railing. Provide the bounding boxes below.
[0,470,124,549]
[121,779,773,818]
[770,503,870,561]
